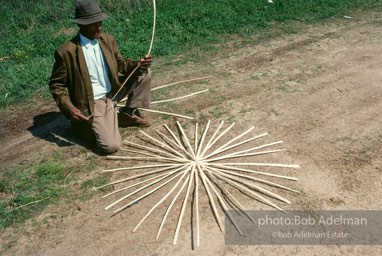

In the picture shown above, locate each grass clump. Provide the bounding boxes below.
[0,161,65,228]
[0,153,103,229]
[79,176,110,200]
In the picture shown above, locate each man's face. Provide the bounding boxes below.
[78,21,102,40]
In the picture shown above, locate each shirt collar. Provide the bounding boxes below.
[79,33,98,49]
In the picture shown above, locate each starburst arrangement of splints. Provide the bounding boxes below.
[96,120,300,246]
[95,0,299,246]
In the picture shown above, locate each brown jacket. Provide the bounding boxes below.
[49,33,139,118]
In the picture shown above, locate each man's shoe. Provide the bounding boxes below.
[118,111,152,128]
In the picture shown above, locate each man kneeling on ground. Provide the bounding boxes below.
[49,0,152,154]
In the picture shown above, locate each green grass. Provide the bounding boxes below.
[0,153,101,229]
[0,161,65,228]
[79,176,110,200]
[0,0,381,109]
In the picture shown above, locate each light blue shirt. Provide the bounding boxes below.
[80,33,112,100]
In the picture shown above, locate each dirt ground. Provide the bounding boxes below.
[1,11,381,256]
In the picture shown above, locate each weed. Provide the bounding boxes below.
[252,71,272,80]
[276,84,292,93]
[270,108,283,117]
[337,136,356,143]
[208,106,225,119]
[359,147,371,155]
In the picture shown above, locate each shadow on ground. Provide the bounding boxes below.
[27,111,93,151]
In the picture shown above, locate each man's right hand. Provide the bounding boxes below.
[70,107,89,121]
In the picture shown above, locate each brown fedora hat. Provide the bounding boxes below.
[73,0,107,25]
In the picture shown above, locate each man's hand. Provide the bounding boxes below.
[138,54,152,69]
[70,107,89,121]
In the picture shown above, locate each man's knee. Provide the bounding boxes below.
[99,141,120,154]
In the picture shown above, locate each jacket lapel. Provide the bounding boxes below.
[99,37,118,88]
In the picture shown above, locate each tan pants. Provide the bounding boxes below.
[118,69,152,109]
[92,97,121,154]
[71,70,151,154]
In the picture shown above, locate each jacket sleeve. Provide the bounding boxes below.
[49,50,76,119]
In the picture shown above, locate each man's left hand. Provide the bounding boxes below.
[138,54,152,69]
